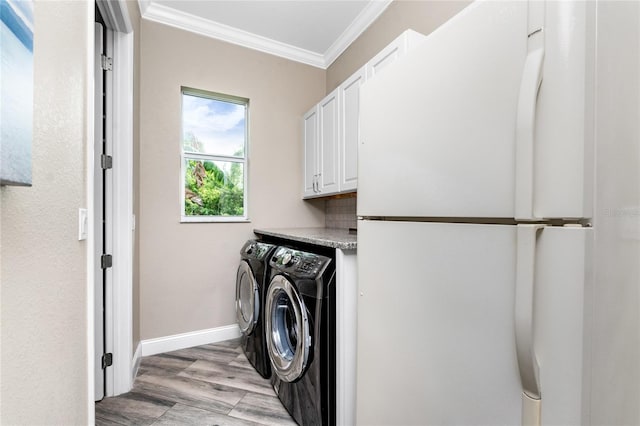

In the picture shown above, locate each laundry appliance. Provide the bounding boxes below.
[356,0,639,425]
[235,240,277,378]
[265,245,336,426]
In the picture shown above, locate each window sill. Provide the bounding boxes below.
[181,216,251,224]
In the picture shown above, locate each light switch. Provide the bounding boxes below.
[78,208,88,241]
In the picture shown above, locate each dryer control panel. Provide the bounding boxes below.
[241,240,276,261]
[270,247,330,278]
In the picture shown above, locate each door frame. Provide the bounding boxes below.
[93,0,134,401]
[93,19,109,402]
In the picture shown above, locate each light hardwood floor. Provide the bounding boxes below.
[95,339,296,425]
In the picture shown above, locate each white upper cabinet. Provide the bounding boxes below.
[319,89,341,195]
[302,107,318,198]
[339,66,365,193]
[366,30,427,79]
[303,88,341,198]
[302,29,425,199]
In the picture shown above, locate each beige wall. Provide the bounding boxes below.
[125,0,142,356]
[139,21,325,340]
[0,1,91,423]
[326,0,471,93]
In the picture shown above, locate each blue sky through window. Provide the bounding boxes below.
[182,93,246,157]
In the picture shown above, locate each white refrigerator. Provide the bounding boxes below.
[356,1,640,425]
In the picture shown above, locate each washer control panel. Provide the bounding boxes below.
[270,246,330,278]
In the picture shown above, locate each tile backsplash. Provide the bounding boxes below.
[325,196,357,230]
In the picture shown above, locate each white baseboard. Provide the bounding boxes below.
[132,342,142,380]
[140,324,241,357]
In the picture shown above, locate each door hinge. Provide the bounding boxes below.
[101,353,113,369]
[101,254,113,269]
[101,154,113,169]
[101,54,113,71]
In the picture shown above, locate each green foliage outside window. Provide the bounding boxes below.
[184,158,244,216]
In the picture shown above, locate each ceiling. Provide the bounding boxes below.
[138,0,393,69]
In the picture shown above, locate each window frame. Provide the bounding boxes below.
[180,87,250,223]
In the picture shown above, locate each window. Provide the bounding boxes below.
[181,88,248,222]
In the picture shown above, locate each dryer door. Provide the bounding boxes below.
[236,260,259,335]
[265,274,311,382]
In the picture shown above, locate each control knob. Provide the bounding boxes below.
[281,252,293,266]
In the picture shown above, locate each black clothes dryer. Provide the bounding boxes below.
[236,240,277,379]
[265,246,336,426]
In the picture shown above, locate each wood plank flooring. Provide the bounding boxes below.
[95,339,296,425]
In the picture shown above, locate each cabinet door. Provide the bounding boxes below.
[340,67,365,192]
[365,30,425,80]
[302,106,318,198]
[366,35,405,80]
[318,89,340,195]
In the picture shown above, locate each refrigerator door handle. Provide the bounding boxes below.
[515,224,543,403]
[514,47,545,221]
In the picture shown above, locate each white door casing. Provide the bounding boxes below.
[93,21,106,402]
[92,0,134,401]
[109,25,135,397]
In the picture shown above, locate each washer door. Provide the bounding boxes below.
[236,260,259,335]
[265,275,311,382]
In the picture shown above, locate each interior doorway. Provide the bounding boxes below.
[92,0,134,405]
[94,7,114,401]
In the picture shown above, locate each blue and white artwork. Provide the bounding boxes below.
[1,0,33,186]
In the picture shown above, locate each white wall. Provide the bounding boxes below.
[0,1,92,423]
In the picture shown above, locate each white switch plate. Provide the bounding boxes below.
[78,208,88,241]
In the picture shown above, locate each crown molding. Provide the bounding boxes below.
[137,0,151,16]
[140,1,325,68]
[323,0,393,67]
[138,0,391,69]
